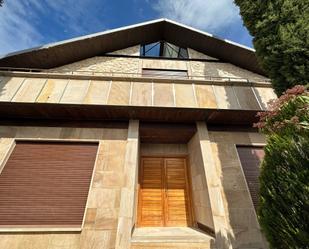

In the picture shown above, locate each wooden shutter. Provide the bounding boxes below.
[237,146,264,210]
[142,69,188,79]
[0,141,98,228]
[165,158,191,227]
[138,158,165,227]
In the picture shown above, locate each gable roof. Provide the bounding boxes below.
[0,19,265,75]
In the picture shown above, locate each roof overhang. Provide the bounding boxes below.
[0,19,265,75]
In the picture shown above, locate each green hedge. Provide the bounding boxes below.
[259,134,309,248]
[255,87,309,248]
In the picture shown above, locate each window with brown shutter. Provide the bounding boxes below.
[0,141,98,229]
[142,68,188,79]
[236,146,264,210]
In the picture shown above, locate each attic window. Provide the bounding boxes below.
[140,41,189,59]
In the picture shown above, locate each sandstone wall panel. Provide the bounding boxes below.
[12,78,46,102]
[36,79,68,103]
[83,80,110,105]
[0,125,128,249]
[0,77,25,102]
[153,82,174,107]
[60,79,89,104]
[194,84,217,108]
[107,81,131,105]
[174,83,196,107]
[131,82,152,106]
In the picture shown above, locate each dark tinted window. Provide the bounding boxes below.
[140,41,189,59]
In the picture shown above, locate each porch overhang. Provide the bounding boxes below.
[0,102,259,125]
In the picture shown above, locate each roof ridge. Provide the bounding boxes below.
[0,18,255,60]
[0,18,263,75]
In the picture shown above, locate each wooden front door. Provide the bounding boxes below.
[138,157,192,227]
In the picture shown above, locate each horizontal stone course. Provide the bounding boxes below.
[0,75,276,112]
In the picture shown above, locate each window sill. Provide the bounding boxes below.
[0,225,82,233]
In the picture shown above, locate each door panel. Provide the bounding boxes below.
[138,158,165,227]
[138,157,192,227]
[165,158,191,227]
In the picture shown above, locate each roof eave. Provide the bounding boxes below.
[0,19,266,76]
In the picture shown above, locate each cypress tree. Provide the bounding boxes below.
[234,0,309,95]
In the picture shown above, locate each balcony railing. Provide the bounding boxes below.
[0,67,271,85]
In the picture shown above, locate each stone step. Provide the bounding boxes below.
[131,242,213,249]
[131,227,215,249]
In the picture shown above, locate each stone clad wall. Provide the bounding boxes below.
[188,48,217,60]
[49,46,140,75]
[189,61,268,82]
[140,143,188,156]
[47,47,269,83]
[0,126,128,249]
[186,124,268,249]
[0,47,275,248]
[49,56,141,76]
[209,131,268,249]
[188,134,215,231]
[0,76,277,111]
[108,46,140,56]
[0,125,269,249]
[141,59,189,71]
[188,48,268,82]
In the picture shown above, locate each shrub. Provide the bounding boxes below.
[259,134,309,248]
[255,85,309,249]
[255,85,309,136]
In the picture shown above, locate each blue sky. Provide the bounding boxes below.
[0,0,253,56]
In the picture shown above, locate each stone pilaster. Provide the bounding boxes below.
[115,120,139,249]
[196,121,233,249]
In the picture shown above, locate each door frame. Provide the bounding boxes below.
[137,155,195,227]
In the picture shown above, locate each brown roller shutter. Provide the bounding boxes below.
[0,141,98,228]
[142,69,188,79]
[237,146,264,210]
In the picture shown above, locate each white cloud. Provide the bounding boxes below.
[0,1,44,56]
[153,0,241,32]
[0,0,106,56]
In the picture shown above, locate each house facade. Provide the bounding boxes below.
[0,19,276,249]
